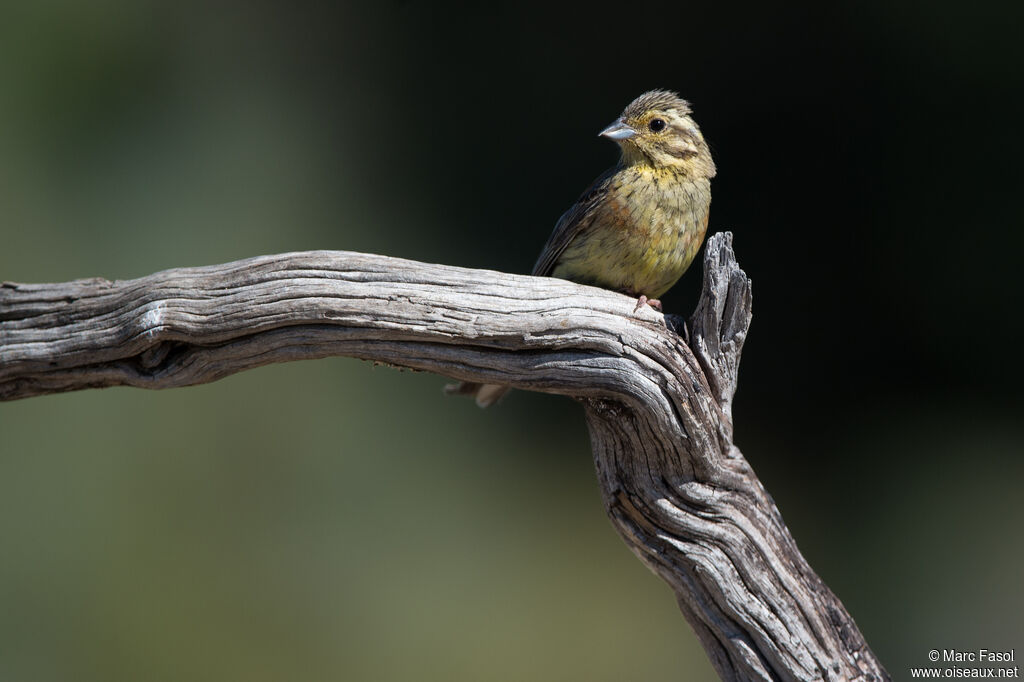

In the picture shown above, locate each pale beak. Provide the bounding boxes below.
[599,118,637,141]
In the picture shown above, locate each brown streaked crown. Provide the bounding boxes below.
[622,90,692,120]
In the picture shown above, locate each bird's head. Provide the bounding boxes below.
[599,90,716,178]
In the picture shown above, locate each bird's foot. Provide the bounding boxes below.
[633,295,663,313]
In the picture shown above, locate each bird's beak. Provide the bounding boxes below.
[599,118,637,141]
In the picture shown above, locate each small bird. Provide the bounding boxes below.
[451,90,716,407]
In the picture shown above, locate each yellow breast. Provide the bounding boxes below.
[553,167,711,299]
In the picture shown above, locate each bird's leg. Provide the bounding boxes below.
[633,295,663,313]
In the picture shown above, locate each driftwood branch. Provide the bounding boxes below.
[0,232,888,681]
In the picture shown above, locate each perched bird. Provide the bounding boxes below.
[451,90,716,407]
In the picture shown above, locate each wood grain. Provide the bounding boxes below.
[0,232,888,681]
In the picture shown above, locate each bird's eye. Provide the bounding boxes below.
[649,118,667,133]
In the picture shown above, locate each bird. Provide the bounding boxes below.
[449,90,716,407]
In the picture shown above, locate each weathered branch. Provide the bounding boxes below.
[0,233,888,681]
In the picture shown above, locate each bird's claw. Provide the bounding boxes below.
[633,295,663,313]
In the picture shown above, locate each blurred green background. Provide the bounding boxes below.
[1,1,1021,680]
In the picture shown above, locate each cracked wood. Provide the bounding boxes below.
[0,232,889,681]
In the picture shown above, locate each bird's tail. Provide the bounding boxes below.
[444,381,510,408]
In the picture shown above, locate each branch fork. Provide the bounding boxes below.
[0,232,888,681]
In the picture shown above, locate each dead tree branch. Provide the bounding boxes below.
[0,232,888,681]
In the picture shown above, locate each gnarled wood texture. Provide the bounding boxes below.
[0,233,888,681]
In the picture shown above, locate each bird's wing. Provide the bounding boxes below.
[531,166,619,277]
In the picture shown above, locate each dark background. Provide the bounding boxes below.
[1,1,1021,680]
